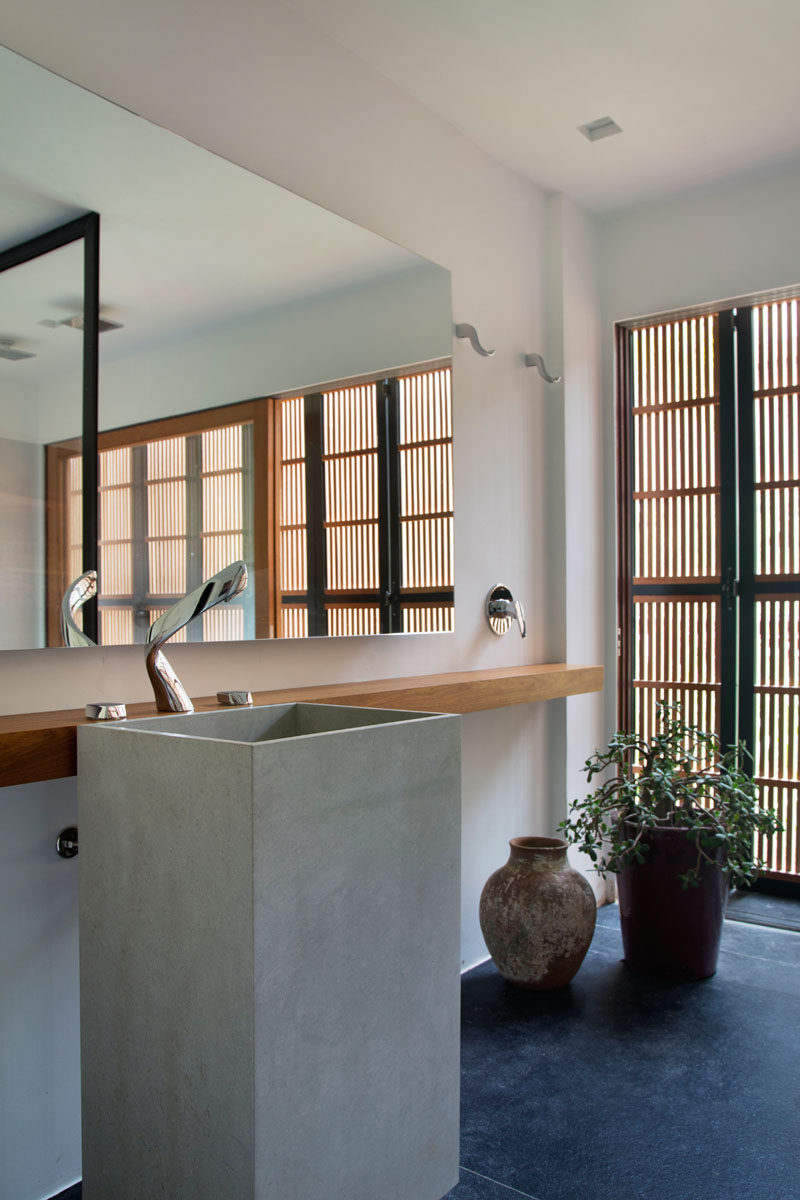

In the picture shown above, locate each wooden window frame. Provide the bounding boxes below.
[617,296,800,885]
[47,398,276,642]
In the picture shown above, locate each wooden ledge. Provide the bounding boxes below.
[0,663,603,788]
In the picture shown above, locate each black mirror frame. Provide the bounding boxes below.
[0,212,100,643]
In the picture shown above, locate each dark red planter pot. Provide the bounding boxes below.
[616,825,729,979]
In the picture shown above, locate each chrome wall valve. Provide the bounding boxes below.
[485,584,527,638]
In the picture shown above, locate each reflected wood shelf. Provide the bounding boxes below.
[0,663,603,788]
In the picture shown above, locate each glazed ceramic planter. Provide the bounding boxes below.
[479,836,596,989]
[617,824,729,979]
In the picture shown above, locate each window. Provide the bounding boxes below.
[617,295,800,882]
[49,364,454,643]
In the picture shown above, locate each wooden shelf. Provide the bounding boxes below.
[0,663,603,788]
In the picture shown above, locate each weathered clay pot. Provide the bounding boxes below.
[617,824,729,979]
[479,836,597,989]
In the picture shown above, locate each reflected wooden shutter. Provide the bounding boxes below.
[276,366,454,637]
[277,394,309,637]
[324,382,380,635]
[398,367,454,632]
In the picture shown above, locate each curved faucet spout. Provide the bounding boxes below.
[146,561,248,713]
[60,569,98,647]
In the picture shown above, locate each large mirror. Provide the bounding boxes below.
[0,44,453,651]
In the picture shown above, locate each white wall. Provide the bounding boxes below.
[545,196,610,901]
[36,263,452,436]
[599,161,800,324]
[0,377,39,443]
[0,780,81,1200]
[0,437,45,650]
[0,5,581,1195]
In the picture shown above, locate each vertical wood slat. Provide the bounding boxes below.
[398,368,454,594]
[323,382,379,600]
[278,394,308,637]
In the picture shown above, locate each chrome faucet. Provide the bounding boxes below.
[60,569,98,647]
[145,561,248,713]
[485,583,527,638]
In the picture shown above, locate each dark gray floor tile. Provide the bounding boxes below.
[458,907,800,1200]
[47,899,800,1200]
[443,1166,541,1198]
[727,889,800,932]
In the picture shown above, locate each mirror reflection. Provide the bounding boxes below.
[0,43,454,650]
[0,238,84,650]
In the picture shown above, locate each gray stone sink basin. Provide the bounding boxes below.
[111,699,430,742]
[78,702,461,1200]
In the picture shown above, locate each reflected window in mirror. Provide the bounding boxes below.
[51,400,259,644]
[47,365,453,642]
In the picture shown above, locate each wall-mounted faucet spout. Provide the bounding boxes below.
[146,561,248,712]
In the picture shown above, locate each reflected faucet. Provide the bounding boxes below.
[146,561,248,713]
[60,569,98,647]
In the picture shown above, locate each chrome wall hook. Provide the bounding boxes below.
[455,323,495,358]
[524,352,561,384]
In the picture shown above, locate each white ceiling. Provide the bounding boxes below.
[282,0,800,211]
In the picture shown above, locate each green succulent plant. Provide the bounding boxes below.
[559,701,783,888]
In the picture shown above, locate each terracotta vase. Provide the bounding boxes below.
[479,836,597,989]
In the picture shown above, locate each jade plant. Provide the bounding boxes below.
[559,701,783,888]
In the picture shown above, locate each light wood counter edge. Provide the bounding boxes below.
[1,662,603,788]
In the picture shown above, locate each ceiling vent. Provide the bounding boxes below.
[578,116,622,142]
[0,337,36,361]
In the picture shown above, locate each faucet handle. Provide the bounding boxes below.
[514,599,527,639]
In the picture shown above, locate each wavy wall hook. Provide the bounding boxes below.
[454,323,495,358]
[524,352,561,384]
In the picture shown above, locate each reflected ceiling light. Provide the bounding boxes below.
[578,116,622,142]
[0,337,36,361]
[39,313,124,333]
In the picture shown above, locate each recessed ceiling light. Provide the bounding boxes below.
[39,314,124,333]
[0,337,36,361]
[578,116,622,143]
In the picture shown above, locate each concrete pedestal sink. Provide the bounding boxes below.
[78,703,461,1200]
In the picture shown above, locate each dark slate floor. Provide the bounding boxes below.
[443,902,800,1200]
[726,887,800,932]
[53,903,800,1200]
